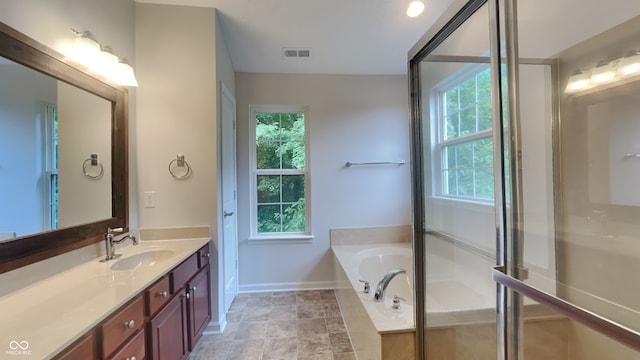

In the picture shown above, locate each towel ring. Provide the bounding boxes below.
[169,155,192,180]
[82,155,104,179]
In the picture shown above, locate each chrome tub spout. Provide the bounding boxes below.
[374,268,406,301]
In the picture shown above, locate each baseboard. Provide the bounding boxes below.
[239,280,336,293]
[203,316,226,335]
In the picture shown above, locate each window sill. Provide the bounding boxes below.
[247,234,314,245]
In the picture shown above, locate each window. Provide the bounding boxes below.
[42,103,58,229]
[437,66,494,201]
[249,105,310,240]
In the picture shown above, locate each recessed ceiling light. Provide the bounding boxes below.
[407,0,425,17]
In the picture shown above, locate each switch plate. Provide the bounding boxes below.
[144,191,156,208]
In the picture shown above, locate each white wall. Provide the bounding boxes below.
[0,0,139,229]
[236,73,411,291]
[0,63,56,235]
[57,82,112,227]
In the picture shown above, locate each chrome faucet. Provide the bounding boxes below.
[105,227,138,261]
[374,268,407,301]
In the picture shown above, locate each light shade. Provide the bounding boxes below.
[618,53,640,76]
[71,33,101,69]
[565,71,591,93]
[590,61,617,84]
[407,0,425,17]
[115,60,139,87]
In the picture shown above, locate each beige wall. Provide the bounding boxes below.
[236,73,411,291]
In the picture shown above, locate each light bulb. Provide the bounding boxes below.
[407,0,425,17]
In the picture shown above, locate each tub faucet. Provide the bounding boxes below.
[105,227,138,261]
[374,268,406,301]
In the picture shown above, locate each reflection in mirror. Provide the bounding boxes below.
[586,89,640,207]
[0,58,112,238]
[0,21,128,274]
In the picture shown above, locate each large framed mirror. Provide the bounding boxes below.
[0,22,128,273]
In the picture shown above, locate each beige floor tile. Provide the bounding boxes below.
[298,333,333,357]
[297,317,328,335]
[235,321,269,340]
[262,336,298,359]
[267,319,297,338]
[329,332,353,353]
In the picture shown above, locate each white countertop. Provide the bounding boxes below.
[0,237,210,359]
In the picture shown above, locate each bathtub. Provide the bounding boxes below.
[332,234,498,359]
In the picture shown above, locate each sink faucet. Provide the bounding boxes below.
[374,268,407,301]
[105,227,138,261]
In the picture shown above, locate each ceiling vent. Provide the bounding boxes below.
[283,47,311,58]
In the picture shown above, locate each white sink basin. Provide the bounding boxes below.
[110,250,175,271]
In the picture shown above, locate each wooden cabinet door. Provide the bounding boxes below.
[187,265,211,350]
[148,293,189,360]
[53,331,96,360]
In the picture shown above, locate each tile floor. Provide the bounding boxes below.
[188,290,356,360]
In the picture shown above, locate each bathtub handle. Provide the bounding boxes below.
[358,279,370,293]
[392,295,406,309]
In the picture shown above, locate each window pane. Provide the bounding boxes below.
[474,138,493,167]
[283,200,305,232]
[474,168,494,199]
[445,114,459,140]
[443,169,456,196]
[459,107,476,135]
[257,204,281,233]
[443,146,456,169]
[459,78,476,105]
[476,68,491,101]
[256,141,280,169]
[280,141,305,169]
[457,168,474,197]
[456,142,473,169]
[477,100,492,131]
[282,175,305,202]
[256,112,280,141]
[257,175,280,203]
[445,88,459,116]
[281,113,304,141]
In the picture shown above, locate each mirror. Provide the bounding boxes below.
[0,22,128,273]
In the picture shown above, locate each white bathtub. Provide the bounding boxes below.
[332,235,498,359]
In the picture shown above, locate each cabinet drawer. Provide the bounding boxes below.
[101,296,145,358]
[170,254,198,293]
[197,243,211,268]
[106,329,145,360]
[146,276,171,316]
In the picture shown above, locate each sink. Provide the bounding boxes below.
[110,250,174,271]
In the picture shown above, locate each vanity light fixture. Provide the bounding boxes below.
[565,51,640,95]
[69,28,139,87]
[407,0,425,17]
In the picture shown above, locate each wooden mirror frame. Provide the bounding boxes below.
[0,22,129,274]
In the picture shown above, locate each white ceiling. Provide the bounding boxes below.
[136,0,456,75]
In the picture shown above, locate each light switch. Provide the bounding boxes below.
[144,191,156,208]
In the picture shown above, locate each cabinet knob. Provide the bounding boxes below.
[185,292,190,299]
[126,357,136,360]
[159,291,168,298]
[192,286,197,292]
[202,253,210,258]
[124,319,135,329]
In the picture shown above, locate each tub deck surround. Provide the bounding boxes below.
[332,242,415,333]
[0,234,210,360]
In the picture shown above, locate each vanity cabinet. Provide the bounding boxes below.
[147,293,189,360]
[54,243,212,360]
[148,243,212,359]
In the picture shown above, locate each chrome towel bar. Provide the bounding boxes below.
[345,160,405,167]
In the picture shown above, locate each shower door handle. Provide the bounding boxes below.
[223,211,234,218]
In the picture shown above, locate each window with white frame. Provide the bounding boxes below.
[436,66,494,201]
[42,103,59,229]
[249,105,310,238]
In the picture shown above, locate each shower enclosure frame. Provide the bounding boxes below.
[408,0,640,359]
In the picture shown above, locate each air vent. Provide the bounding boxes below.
[283,47,312,58]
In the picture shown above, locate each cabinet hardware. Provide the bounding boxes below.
[159,291,168,298]
[126,356,136,360]
[124,320,135,329]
